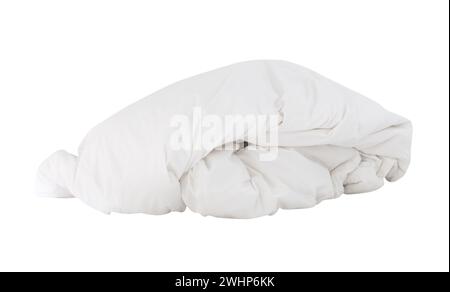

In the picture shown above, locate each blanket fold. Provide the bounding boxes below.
[36,60,412,218]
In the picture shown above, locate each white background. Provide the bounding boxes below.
[0,0,448,272]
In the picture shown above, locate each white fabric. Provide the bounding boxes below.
[36,60,412,218]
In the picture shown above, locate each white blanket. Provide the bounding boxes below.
[36,60,412,218]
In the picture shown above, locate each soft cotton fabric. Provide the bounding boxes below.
[36,60,412,218]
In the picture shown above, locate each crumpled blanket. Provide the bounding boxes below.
[36,60,412,218]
